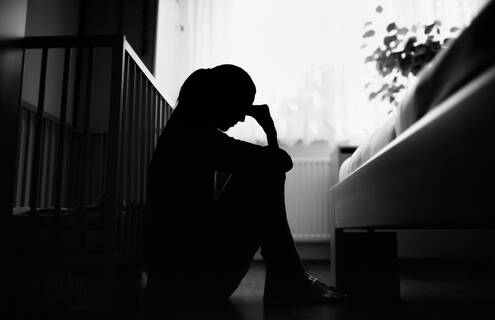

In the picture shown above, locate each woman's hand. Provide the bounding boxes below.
[248,104,275,132]
[248,104,278,148]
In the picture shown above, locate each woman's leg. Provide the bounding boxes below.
[206,171,307,301]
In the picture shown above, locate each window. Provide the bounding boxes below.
[155,0,488,146]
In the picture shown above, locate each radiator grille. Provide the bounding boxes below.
[286,157,338,242]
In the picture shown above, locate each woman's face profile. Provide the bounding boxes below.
[215,95,254,131]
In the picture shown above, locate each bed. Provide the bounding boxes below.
[329,1,495,301]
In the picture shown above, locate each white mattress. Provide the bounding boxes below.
[339,114,397,180]
[338,1,495,181]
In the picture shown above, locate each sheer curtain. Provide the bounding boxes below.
[155,0,488,146]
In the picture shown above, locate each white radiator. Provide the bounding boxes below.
[285,157,338,243]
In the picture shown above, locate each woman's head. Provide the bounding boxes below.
[176,64,256,130]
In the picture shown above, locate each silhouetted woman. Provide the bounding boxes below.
[144,64,346,309]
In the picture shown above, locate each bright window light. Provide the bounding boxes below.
[155,0,487,146]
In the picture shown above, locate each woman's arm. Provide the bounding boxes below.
[210,130,292,174]
[248,104,279,148]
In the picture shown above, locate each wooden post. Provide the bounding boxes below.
[1,0,28,315]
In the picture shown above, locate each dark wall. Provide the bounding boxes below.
[81,0,158,72]
[24,0,158,72]
[26,0,81,36]
[21,0,159,133]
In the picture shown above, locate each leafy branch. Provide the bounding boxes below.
[362,6,460,106]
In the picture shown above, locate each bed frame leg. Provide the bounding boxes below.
[329,190,337,287]
[329,227,343,288]
[336,231,401,303]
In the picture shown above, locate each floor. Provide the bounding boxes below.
[13,260,494,319]
[165,260,495,320]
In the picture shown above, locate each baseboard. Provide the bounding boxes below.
[253,242,330,261]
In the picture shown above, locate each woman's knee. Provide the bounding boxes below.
[225,171,285,193]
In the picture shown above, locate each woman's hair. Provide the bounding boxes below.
[175,64,256,115]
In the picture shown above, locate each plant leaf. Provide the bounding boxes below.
[424,23,435,35]
[397,27,409,35]
[384,35,398,47]
[443,37,455,45]
[449,26,460,32]
[376,5,383,13]
[404,37,417,50]
[364,21,373,27]
[386,22,397,32]
[362,30,376,38]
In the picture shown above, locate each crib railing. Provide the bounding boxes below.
[13,35,172,311]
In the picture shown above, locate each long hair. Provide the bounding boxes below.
[174,64,256,118]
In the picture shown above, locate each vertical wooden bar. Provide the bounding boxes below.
[136,73,143,203]
[157,98,162,135]
[103,35,126,312]
[98,134,105,197]
[150,90,157,153]
[141,80,149,202]
[68,131,80,207]
[82,47,94,205]
[156,94,161,143]
[15,108,26,206]
[62,129,72,206]
[14,45,28,208]
[24,112,36,205]
[138,78,144,204]
[41,120,52,207]
[54,47,71,213]
[161,99,165,126]
[118,54,130,255]
[127,62,137,204]
[161,98,167,131]
[39,120,48,207]
[120,54,130,204]
[134,71,141,203]
[163,100,167,123]
[145,89,155,205]
[46,123,54,207]
[157,98,163,138]
[37,100,45,207]
[30,48,48,214]
[67,47,83,207]
[21,109,31,205]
